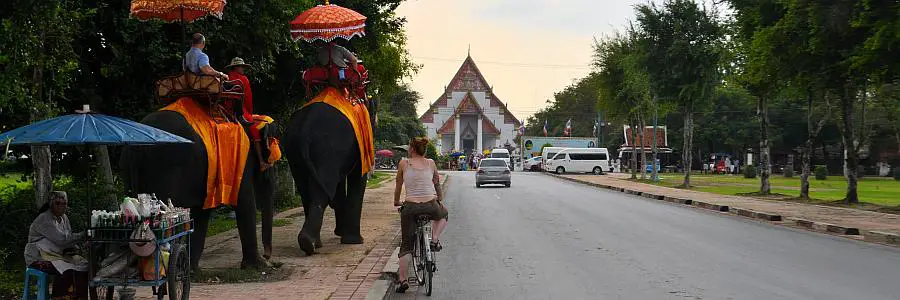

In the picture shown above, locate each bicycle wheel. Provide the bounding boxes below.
[425,258,433,296]
[412,228,427,285]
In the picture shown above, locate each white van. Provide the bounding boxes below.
[489,148,512,170]
[540,147,567,172]
[545,148,611,174]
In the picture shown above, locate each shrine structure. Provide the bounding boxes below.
[419,54,521,155]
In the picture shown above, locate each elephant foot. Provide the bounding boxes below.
[240,256,271,270]
[298,233,317,255]
[315,239,323,249]
[334,228,343,237]
[340,235,364,244]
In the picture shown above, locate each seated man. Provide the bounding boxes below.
[225,57,272,172]
[314,40,360,82]
[24,191,88,299]
[185,33,229,80]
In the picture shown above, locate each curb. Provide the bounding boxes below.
[544,173,898,244]
[786,217,860,235]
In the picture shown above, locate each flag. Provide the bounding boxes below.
[518,122,525,136]
[593,121,598,136]
[564,118,572,137]
[542,120,548,137]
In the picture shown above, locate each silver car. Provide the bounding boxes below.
[476,158,511,188]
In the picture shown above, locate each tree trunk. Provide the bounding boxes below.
[30,36,52,209]
[801,90,829,200]
[759,96,771,195]
[682,106,694,188]
[92,145,117,204]
[840,84,860,204]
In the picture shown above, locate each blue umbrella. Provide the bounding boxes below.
[0,110,192,146]
[449,152,464,157]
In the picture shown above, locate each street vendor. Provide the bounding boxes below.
[24,191,89,299]
[314,40,360,81]
[225,57,272,171]
[185,33,229,80]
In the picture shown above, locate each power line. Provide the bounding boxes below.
[412,56,593,70]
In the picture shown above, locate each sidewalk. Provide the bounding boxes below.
[553,173,900,245]
[132,175,407,300]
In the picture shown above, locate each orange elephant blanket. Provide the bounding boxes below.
[302,87,374,175]
[162,98,250,209]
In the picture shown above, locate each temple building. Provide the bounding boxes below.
[418,55,521,155]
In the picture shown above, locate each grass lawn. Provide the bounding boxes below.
[0,172,29,190]
[367,171,392,188]
[650,174,900,207]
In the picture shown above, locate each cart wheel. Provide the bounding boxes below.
[89,286,114,300]
[167,243,191,300]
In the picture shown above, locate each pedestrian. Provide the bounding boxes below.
[394,137,449,293]
[735,159,741,174]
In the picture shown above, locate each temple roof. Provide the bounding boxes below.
[419,55,521,127]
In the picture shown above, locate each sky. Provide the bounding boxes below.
[397,0,651,122]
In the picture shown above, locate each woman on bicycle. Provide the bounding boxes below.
[394,136,449,293]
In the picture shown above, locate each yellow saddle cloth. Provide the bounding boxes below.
[161,98,250,209]
[302,87,374,175]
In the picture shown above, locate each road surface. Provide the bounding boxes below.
[388,171,900,300]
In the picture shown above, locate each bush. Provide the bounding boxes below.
[743,165,757,179]
[784,167,794,178]
[894,167,900,181]
[815,165,828,180]
[272,160,301,212]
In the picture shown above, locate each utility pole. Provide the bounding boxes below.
[597,112,603,148]
[651,93,659,182]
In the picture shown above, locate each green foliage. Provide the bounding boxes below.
[425,142,438,160]
[273,160,301,212]
[815,165,828,180]
[744,165,758,179]
[524,74,602,138]
[894,168,900,181]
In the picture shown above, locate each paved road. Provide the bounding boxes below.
[388,171,900,300]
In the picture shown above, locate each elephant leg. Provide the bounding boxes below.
[189,208,213,272]
[236,181,266,269]
[332,177,348,238]
[298,177,327,255]
[257,169,275,260]
[339,173,366,244]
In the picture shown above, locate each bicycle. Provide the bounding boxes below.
[410,214,437,296]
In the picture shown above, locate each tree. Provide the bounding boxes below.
[635,0,724,187]
[0,0,92,207]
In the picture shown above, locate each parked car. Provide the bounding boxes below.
[546,148,612,174]
[540,147,566,172]
[523,156,542,171]
[476,158,511,187]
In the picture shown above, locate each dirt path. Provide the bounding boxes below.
[133,176,401,300]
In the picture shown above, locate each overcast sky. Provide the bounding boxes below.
[396,0,726,122]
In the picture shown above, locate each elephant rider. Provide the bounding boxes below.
[185,33,229,80]
[314,40,362,85]
[393,137,449,293]
[225,57,272,172]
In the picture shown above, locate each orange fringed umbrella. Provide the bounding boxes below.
[130,0,226,23]
[290,0,367,43]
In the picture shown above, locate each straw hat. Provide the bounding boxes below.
[225,57,251,69]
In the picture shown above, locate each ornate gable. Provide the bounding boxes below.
[454,92,483,115]
[419,54,522,128]
[437,115,456,134]
[447,56,490,92]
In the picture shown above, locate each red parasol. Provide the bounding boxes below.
[130,0,226,23]
[290,1,367,43]
[376,149,394,157]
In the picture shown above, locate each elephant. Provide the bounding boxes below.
[119,107,276,270]
[283,88,377,255]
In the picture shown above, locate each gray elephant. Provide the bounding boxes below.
[120,109,276,270]
[283,87,376,255]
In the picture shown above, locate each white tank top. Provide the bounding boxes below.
[403,158,437,202]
